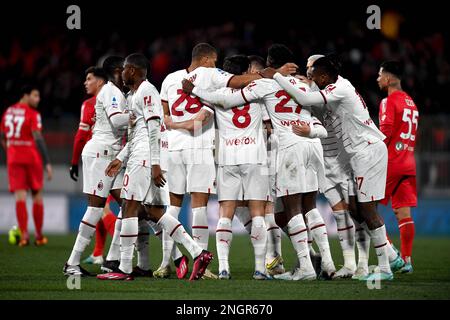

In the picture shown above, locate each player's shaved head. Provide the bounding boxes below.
[192,43,217,61]
[310,56,340,89]
[125,53,149,73]
[380,60,403,80]
[248,55,265,73]
[223,55,250,75]
[267,44,294,69]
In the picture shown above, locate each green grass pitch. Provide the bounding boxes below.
[1,234,449,300]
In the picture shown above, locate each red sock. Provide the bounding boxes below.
[398,217,415,260]
[33,202,44,240]
[93,219,107,257]
[16,201,29,240]
[102,212,117,236]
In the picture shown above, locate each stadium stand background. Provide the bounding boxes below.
[0,2,449,235]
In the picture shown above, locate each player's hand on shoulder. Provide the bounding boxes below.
[69,164,78,181]
[295,75,312,85]
[105,159,122,177]
[276,63,298,76]
[152,165,166,188]
[182,79,195,94]
[46,164,53,181]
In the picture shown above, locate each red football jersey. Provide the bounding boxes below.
[1,103,42,165]
[71,96,96,165]
[379,90,419,175]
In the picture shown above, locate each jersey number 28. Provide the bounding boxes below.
[171,89,202,116]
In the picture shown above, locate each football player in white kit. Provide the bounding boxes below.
[97,53,213,281]
[64,57,130,276]
[159,43,261,279]
[168,55,271,280]
[302,54,371,279]
[265,56,405,281]
[183,44,336,280]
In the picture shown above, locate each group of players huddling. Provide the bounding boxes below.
[57,42,418,282]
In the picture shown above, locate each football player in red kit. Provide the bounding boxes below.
[378,61,418,273]
[70,67,117,264]
[0,85,53,246]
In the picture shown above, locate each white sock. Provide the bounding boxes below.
[160,206,181,267]
[148,218,183,263]
[386,239,399,262]
[192,207,209,250]
[265,213,281,261]
[235,206,252,234]
[251,216,267,273]
[158,213,202,259]
[307,227,317,255]
[136,219,150,271]
[216,218,233,273]
[332,210,356,270]
[305,209,334,268]
[287,214,314,273]
[119,217,138,274]
[355,221,370,270]
[106,209,122,262]
[369,225,391,273]
[68,206,103,266]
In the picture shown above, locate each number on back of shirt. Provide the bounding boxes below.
[4,114,25,138]
[400,109,418,141]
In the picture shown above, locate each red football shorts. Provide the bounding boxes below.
[380,174,417,209]
[7,162,43,192]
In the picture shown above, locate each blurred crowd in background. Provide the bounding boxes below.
[0,5,449,194]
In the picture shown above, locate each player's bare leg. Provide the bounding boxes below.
[248,200,269,279]
[15,190,29,246]
[144,204,213,281]
[330,200,356,278]
[302,191,336,279]
[65,194,107,276]
[234,200,251,233]
[277,194,316,281]
[216,200,236,279]
[394,206,414,273]
[30,189,47,246]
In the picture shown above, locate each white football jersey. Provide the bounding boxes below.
[161,67,233,151]
[160,123,169,171]
[127,80,163,164]
[318,76,385,155]
[214,87,267,166]
[242,77,314,150]
[83,81,127,157]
